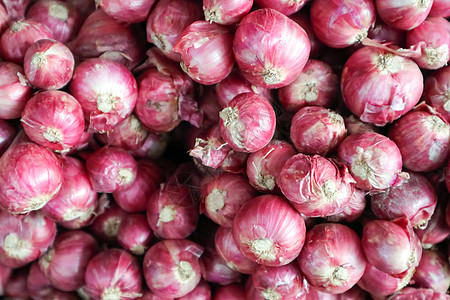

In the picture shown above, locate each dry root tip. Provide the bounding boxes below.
[49,3,69,21]
[262,67,282,85]
[204,9,218,23]
[177,261,194,281]
[43,127,63,143]
[101,286,122,300]
[97,93,118,113]
[117,168,134,185]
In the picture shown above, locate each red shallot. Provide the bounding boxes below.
[201,247,242,285]
[415,204,450,248]
[179,280,211,300]
[429,0,450,17]
[0,62,32,120]
[423,65,450,123]
[203,0,253,25]
[90,203,127,242]
[254,0,308,16]
[0,120,15,156]
[117,214,152,255]
[413,249,450,293]
[376,0,434,30]
[214,284,246,300]
[326,188,366,223]
[97,0,156,23]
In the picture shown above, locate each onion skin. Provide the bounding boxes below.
[214,284,246,300]
[390,287,450,299]
[143,239,204,298]
[201,248,242,285]
[254,0,308,16]
[178,280,211,300]
[97,0,156,23]
[376,0,434,30]
[137,290,174,300]
[429,0,450,17]
[0,120,15,156]
[0,263,11,296]
[371,173,437,228]
[290,12,324,59]
[341,46,423,126]
[423,65,450,123]
[203,0,253,25]
[219,92,276,153]
[0,62,33,120]
[0,5,8,36]
[0,210,56,268]
[232,195,306,267]
[38,230,99,292]
[415,204,450,248]
[233,8,310,89]
[21,91,84,152]
[90,203,127,242]
[368,20,406,47]
[412,249,450,293]
[326,188,366,223]
[298,223,367,294]
[84,249,142,299]
[4,268,29,299]
[117,214,152,255]
[310,0,376,48]
[337,132,407,192]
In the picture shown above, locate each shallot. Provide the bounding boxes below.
[0,62,32,119]
[423,65,450,123]
[97,0,156,23]
[376,0,434,30]
[203,0,253,25]
[117,214,152,255]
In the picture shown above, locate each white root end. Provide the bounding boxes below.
[262,67,283,85]
[40,248,55,271]
[49,3,69,21]
[31,52,47,68]
[261,288,282,300]
[204,9,218,23]
[117,168,134,186]
[417,0,432,9]
[130,244,145,255]
[10,21,24,32]
[97,93,118,113]
[251,238,276,261]
[3,233,33,259]
[101,286,122,300]
[328,111,344,125]
[157,205,176,226]
[43,127,63,143]
[322,180,338,203]
[206,188,226,212]
[28,193,56,212]
[177,261,194,282]
[329,266,349,286]
[257,174,275,191]
[219,107,245,149]
[103,217,121,237]
[377,53,402,74]
[301,82,319,102]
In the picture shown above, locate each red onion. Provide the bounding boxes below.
[201,172,257,227]
[290,12,324,59]
[406,17,450,70]
[57,194,98,230]
[174,21,234,85]
[278,154,355,217]
[446,160,450,193]
[39,230,99,291]
[376,0,433,30]
[203,0,253,25]
[341,46,423,126]
[90,203,127,242]
[69,10,145,69]
[197,87,222,127]
[42,156,96,222]
[337,132,408,191]
[179,280,211,300]
[215,70,272,109]
[70,58,138,133]
[0,138,63,214]
[0,5,8,36]
[84,248,142,299]
[143,239,204,298]
[368,20,407,46]
[86,146,137,193]
[21,91,84,152]
[147,184,199,239]
[129,132,168,160]
[278,59,338,112]
[117,214,152,255]
[340,286,367,299]
[0,120,15,156]
[215,226,257,274]
[246,139,296,193]
[251,263,306,299]
[423,65,450,123]
[137,290,174,300]
[362,218,422,275]
[413,249,450,293]
[298,223,367,294]
[146,0,203,62]
[0,19,54,64]
[390,287,450,300]
[357,263,413,297]
[326,188,366,223]
[26,0,82,43]
[219,92,276,153]
[415,204,450,248]
[4,267,29,299]
[310,0,376,48]
[23,39,74,90]
[202,247,242,285]
[1,0,33,21]
[0,210,56,268]
[290,106,346,156]
[27,261,54,300]
[0,62,32,120]
[344,115,380,136]
[232,195,306,266]
[0,263,11,296]
[304,287,339,300]
[113,160,161,213]
[97,0,156,23]
[220,150,249,174]
[234,8,310,89]
[429,0,450,17]
[254,0,308,16]
[214,284,246,300]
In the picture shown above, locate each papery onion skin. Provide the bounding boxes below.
[326,188,366,223]
[233,8,310,89]
[254,0,308,16]
[415,204,450,248]
[90,203,127,242]
[232,195,306,267]
[0,5,8,36]
[174,21,235,85]
[201,248,242,285]
[27,261,54,300]
[290,106,347,156]
[203,0,253,25]
[0,210,56,268]
[337,132,407,192]
[371,172,437,228]
[0,62,33,120]
[219,92,276,153]
[113,160,162,213]
[0,263,11,296]
[38,230,99,291]
[246,139,296,193]
[0,139,63,214]
[26,0,82,43]
[70,58,138,133]
[362,218,422,275]
[277,154,355,217]
[406,17,450,70]
[412,249,450,293]
[84,248,142,299]
[21,91,84,152]
[310,0,376,48]
[117,214,152,255]
[423,65,450,123]
[344,115,380,136]
[0,20,54,64]
[146,0,203,62]
[341,46,423,126]
[129,132,168,160]
[298,223,367,294]
[290,12,324,59]
[137,290,174,300]
[201,172,257,228]
[0,120,15,156]
[214,284,246,300]
[147,184,199,239]
[97,0,156,23]
[178,280,211,300]
[429,0,450,17]
[86,146,137,193]
[23,39,74,90]
[376,0,434,30]
[143,239,204,298]
[4,268,29,299]
[368,19,406,47]
[390,287,450,300]
[278,59,338,112]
